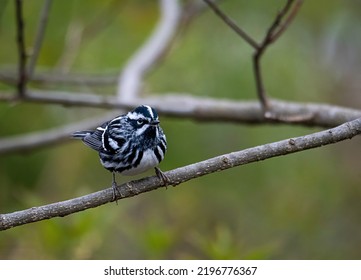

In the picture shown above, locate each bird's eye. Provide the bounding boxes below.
[137,119,145,125]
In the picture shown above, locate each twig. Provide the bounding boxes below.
[117,0,181,101]
[269,0,304,43]
[202,0,304,117]
[180,0,215,30]
[1,117,361,230]
[261,0,295,46]
[202,0,259,49]
[14,0,27,97]
[253,0,304,114]
[27,0,53,80]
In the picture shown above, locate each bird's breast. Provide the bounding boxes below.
[120,148,160,176]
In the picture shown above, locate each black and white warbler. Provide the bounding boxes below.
[72,105,168,200]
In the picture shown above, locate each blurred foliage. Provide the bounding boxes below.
[0,0,361,259]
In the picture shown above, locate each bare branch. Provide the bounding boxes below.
[261,0,294,45]
[253,0,304,114]
[202,0,259,49]
[202,0,304,117]
[0,111,120,155]
[117,0,181,101]
[0,69,118,87]
[27,0,53,80]
[14,0,27,97]
[0,89,360,127]
[1,90,360,156]
[1,117,361,231]
[268,0,304,43]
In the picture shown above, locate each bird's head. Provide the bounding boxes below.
[127,105,161,137]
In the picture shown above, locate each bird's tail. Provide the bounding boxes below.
[71,130,93,140]
[71,130,103,151]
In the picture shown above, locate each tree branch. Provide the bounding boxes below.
[0,69,118,87]
[0,111,120,155]
[268,0,304,43]
[202,0,304,117]
[1,117,361,231]
[14,0,27,97]
[27,0,53,80]
[202,0,259,49]
[253,0,304,114]
[1,89,360,126]
[1,91,361,155]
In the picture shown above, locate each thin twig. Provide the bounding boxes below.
[180,0,215,30]
[269,0,304,43]
[1,117,360,230]
[14,0,27,97]
[202,0,304,117]
[253,0,304,114]
[117,0,181,101]
[202,0,259,49]
[27,0,53,80]
[261,0,295,46]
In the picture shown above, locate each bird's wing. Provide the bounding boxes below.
[99,116,128,153]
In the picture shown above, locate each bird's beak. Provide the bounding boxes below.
[151,120,160,126]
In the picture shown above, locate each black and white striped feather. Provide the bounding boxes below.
[72,105,167,176]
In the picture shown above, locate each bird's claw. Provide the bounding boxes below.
[154,167,170,189]
[112,172,121,204]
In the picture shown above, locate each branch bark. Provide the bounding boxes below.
[1,117,360,231]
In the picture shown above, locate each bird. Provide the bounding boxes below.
[72,105,168,201]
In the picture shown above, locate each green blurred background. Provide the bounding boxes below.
[0,0,361,259]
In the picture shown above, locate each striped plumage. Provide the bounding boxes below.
[72,105,167,194]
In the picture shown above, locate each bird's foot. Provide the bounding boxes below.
[112,172,121,204]
[154,167,170,189]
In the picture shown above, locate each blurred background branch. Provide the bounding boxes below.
[27,0,52,80]
[0,111,118,155]
[203,0,304,117]
[0,89,361,154]
[14,0,27,97]
[253,0,304,116]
